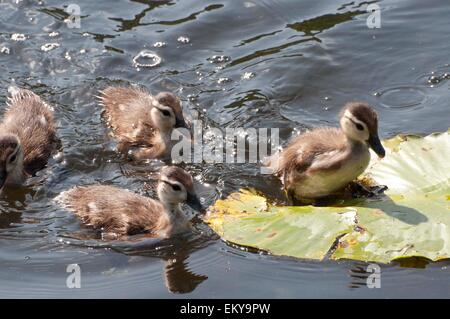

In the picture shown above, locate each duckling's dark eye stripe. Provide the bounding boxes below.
[162,180,174,187]
[346,116,365,128]
[162,180,182,191]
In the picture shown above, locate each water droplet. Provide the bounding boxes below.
[133,50,162,68]
[324,96,331,101]
[187,94,198,102]
[0,47,10,54]
[153,41,166,48]
[242,72,255,80]
[11,33,26,41]
[41,43,60,52]
[217,77,231,84]
[48,31,59,38]
[427,75,441,84]
[177,36,190,44]
[373,91,382,97]
[442,73,450,79]
[64,51,72,60]
[208,55,230,64]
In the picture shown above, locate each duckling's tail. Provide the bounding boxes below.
[54,190,72,209]
[7,86,54,111]
[261,152,281,175]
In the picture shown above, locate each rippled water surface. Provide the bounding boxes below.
[0,0,449,298]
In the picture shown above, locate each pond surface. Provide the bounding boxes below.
[0,0,449,298]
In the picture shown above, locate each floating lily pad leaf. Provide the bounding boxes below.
[366,130,450,195]
[205,131,450,263]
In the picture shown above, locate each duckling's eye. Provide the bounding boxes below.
[9,154,17,163]
[172,184,181,191]
[161,110,171,117]
[355,123,364,131]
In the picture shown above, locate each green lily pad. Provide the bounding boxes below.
[205,130,450,263]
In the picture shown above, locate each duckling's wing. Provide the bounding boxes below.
[56,185,165,237]
[98,87,157,146]
[3,88,58,175]
[278,128,346,184]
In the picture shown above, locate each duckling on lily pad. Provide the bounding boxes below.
[267,102,386,202]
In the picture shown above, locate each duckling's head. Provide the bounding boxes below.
[157,166,203,212]
[0,134,23,190]
[339,102,385,158]
[151,92,188,132]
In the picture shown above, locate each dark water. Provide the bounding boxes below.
[0,0,449,298]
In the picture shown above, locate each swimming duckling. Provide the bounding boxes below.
[269,102,385,200]
[0,88,58,191]
[55,166,203,239]
[98,86,188,160]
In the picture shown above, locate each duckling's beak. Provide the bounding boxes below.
[175,116,189,129]
[368,134,385,158]
[186,192,204,213]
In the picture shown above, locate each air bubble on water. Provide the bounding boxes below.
[0,47,10,54]
[48,31,59,37]
[324,96,330,101]
[442,73,450,79]
[41,43,60,52]
[187,94,198,102]
[177,36,190,44]
[208,55,230,64]
[427,75,441,84]
[373,91,382,97]
[64,51,72,60]
[133,50,162,68]
[217,77,231,84]
[242,72,255,80]
[153,41,166,48]
[11,33,26,41]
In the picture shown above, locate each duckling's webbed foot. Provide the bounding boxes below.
[347,181,388,198]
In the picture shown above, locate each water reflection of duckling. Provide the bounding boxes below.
[268,102,385,201]
[55,166,204,239]
[0,88,58,191]
[97,86,189,160]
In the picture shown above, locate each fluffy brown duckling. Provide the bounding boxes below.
[268,102,385,200]
[0,87,58,191]
[55,166,203,239]
[98,86,188,160]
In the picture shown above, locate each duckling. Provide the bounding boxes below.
[55,166,203,239]
[269,102,385,200]
[97,86,188,160]
[0,87,58,191]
